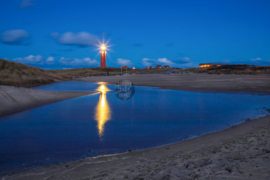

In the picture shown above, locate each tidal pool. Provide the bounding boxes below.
[0,81,270,174]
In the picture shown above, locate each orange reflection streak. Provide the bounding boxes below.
[95,83,111,137]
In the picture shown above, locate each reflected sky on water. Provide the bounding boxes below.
[0,81,270,174]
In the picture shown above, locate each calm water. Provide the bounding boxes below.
[0,81,270,174]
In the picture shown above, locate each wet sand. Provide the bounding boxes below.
[0,85,98,117]
[77,73,270,93]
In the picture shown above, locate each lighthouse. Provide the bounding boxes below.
[100,44,106,68]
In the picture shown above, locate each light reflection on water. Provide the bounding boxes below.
[95,83,111,138]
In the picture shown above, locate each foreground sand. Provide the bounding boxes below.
[0,85,98,117]
[77,73,270,93]
[1,115,269,180]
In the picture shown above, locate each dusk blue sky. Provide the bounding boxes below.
[0,0,270,69]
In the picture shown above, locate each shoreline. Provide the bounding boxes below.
[76,73,270,94]
[0,85,99,119]
[95,80,270,96]
[1,114,270,179]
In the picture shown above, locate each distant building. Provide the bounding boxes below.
[121,66,128,69]
[199,63,223,68]
[155,65,162,69]
[147,66,153,69]
[164,65,170,68]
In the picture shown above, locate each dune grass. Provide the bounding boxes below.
[0,60,67,87]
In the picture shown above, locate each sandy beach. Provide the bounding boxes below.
[0,85,98,117]
[77,73,270,93]
[1,73,270,180]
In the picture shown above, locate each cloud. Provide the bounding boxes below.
[181,57,191,62]
[20,0,34,8]
[142,58,156,66]
[10,55,56,65]
[46,57,54,64]
[8,55,99,67]
[251,57,262,62]
[1,29,30,45]
[250,58,270,65]
[114,58,133,67]
[51,32,97,47]
[59,57,98,66]
[157,58,174,65]
[12,55,44,64]
[142,57,192,67]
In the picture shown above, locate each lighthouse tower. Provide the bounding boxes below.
[100,44,106,68]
